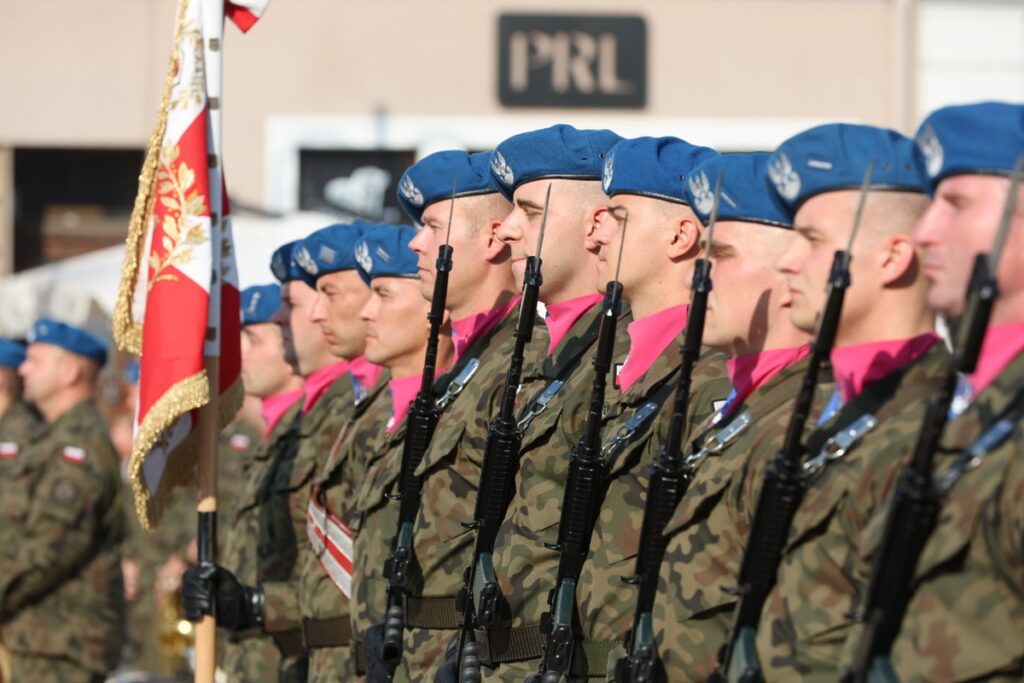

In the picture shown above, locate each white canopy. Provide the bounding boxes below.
[0,211,337,339]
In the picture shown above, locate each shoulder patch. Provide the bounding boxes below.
[0,442,18,459]
[62,445,87,464]
[229,433,253,452]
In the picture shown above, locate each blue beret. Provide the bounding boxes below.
[603,136,719,204]
[354,224,420,286]
[293,222,369,288]
[26,317,107,366]
[0,338,26,369]
[768,123,925,216]
[122,360,140,384]
[398,151,501,224]
[684,153,792,229]
[489,124,624,201]
[270,240,307,284]
[241,284,282,326]
[915,101,1024,195]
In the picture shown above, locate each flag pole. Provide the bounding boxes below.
[197,0,225,681]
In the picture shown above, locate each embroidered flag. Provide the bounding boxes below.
[113,0,262,528]
[0,442,19,459]
[306,494,355,598]
[62,446,87,464]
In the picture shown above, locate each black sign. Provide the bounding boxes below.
[498,14,646,109]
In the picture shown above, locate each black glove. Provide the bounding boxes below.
[181,563,264,632]
[364,620,397,683]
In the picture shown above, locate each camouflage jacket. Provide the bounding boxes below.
[490,303,628,644]
[840,350,1024,682]
[299,373,391,681]
[222,397,303,683]
[261,373,358,634]
[399,307,549,680]
[0,399,125,674]
[755,340,949,681]
[577,343,729,663]
[350,407,408,645]
[0,399,40,448]
[654,355,833,681]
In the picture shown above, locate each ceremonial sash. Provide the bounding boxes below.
[307,490,354,598]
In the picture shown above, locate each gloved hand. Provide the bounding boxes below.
[181,563,264,632]
[364,621,397,683]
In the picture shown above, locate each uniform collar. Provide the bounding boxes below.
[451,296,521,362]
[725,345,811,414]
[970,321,1024,396]
[545,292,603,354]
[386,373,422,433]
[831,332,940,402]
[618,303,688,394]
[349,355,383,396]
[302,360,350,414]
[260,389,303,439]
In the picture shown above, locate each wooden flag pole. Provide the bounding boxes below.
[196,0,225,681]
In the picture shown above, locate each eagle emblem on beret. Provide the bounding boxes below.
[246,291,261,315]
[491,151,514,187]
[294,246,318,275]
[768,152,801,201]
[688,171,715,217]
[602,152,615,193]
[355,240,373,273]
[399,175,424,207]
[916,124,944,178]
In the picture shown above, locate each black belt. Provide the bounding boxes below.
[405,595,461,629]
[270,628,306,657]
[473,624,616,674]
[301,616,353,649]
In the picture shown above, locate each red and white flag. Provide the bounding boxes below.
[114,0,264,528]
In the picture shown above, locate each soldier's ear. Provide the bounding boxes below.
[482,218,510,263]
[878,233,917,287]
[668,209,701,260]
[585,205,609,239]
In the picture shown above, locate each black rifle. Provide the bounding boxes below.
[531,214,629,683]
[454,184,551,682]
[613,173,723,683]
[381,183,458,666]
[719,161,876,682]
[844,155,1023,683]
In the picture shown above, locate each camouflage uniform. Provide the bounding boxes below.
[577,345,729,679]
[840,351,1024,682]
[482,304,626,682]
[300,374,391,682]
[653,356,833,681]
[223,398,303,683]
[754,341,948,681]
[350,401,410,670]
[0,399,125,682]
[398,309,547,682]
[0,399,39,446]
[259,373,359,681]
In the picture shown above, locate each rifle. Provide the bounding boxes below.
[719,161,876,683]
[613,173,723,683]
[844,154,1024,683]
[454,184,551,681]
[381,181,458,666]
[531,213,629,683]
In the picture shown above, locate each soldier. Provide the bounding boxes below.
[750,124,944,680]
[840,101,1024,681]
[349,225,454,680]
[464,125,627,682]
[569,137,731,679]
[0,318,124,682]
[0,338,37,450]
[291,222,391,680]
[651,152,833,680]
[193,283,306,682]
[384,149,543,682]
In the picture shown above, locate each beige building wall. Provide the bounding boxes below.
[0,0,914,211]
